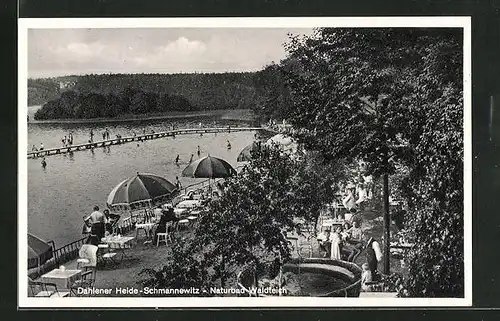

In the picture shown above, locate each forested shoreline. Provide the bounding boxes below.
[30,72,262,120]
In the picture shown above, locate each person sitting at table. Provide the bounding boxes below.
[317,229,331,258]
[153,211,170,244]
[342,184,357,217]
[340,222,351,240]
[344,221,364,262]
[103,209,120,235]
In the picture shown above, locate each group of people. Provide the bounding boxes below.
[82,205,121,245]
[61,132,74,147]
[342,183,369,213]
[317,220,364,262]
[101,129,111,141]
[317,220,383,291]
[31,142,44,152]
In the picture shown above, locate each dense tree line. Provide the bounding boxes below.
[29,72,261,118]
[34,88,194,120]
[257,28,464,297]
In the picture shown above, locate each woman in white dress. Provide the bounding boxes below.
[330,227,342,260]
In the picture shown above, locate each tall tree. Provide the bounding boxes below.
[276,28,462,280]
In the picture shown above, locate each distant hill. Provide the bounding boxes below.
[27,78,61,106]
[28,72,260,111]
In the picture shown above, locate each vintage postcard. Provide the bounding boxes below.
[18,17,471,308]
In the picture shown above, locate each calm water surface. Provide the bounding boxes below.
[27,106,257,247]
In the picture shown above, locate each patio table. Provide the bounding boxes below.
[41,268,82,290]
[135,222,156,239]
[176,200,202,209]
[101,236,135,261]
[190,210,202,217]
[321,219,344,230]
[173,208,190,219]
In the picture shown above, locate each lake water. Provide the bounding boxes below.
[27,106,258,247]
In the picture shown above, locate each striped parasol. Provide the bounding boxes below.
[182,155,236,179]
[106,172,179,210]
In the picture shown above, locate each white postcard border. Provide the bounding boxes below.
[18,16,472,308]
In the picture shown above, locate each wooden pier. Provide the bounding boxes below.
[27,127,262,159]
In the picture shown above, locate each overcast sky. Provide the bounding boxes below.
[28,28,314,78]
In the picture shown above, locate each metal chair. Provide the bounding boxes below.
[70,267,97,297]
[97,243,117,267]
[29,278,70,298]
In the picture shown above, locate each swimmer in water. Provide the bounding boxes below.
[227,140,231,149]
[41,157,47,168]
[175,154,180,164]
[189,154,194,164]
[197,146,201,157]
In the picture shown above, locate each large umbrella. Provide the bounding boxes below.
[237,141,262,162]
[106,172,179,211]
[266,134,298,154]
[28,233,53,271]
[182,155,237,179]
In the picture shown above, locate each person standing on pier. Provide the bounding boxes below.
[39,142,44,151]
[189,154,194,164]
[102,131,106,140]
[90,129,94,143]
[197,146,201,157]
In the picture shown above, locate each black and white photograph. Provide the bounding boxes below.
[18,17,471,307]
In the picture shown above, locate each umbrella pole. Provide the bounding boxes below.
[37,257,41,278]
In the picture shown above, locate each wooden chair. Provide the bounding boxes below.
[156,222,173,247]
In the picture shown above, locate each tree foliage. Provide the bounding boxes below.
[261,28,463,296]
[34,88,194,120]
[139,144,342,293]
[29,72,259,113]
